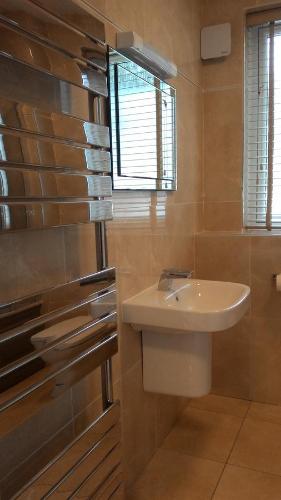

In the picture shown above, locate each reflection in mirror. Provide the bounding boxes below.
[109,48,177,190]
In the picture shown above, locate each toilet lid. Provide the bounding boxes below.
[31,315,95,350]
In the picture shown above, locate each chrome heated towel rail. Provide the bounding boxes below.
[0,268,122,499]
[0,1,122,498]
[0,0,112,231]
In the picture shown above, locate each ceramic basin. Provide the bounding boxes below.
[123,278,250,333]
[122,278,250,398]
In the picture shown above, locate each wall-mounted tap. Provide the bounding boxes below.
[158,268,193,291]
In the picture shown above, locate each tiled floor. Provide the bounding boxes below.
[129,394,281,499]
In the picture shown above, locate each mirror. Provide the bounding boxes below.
[108,48,177,190]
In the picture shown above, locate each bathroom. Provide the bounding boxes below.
[0,0,281,498]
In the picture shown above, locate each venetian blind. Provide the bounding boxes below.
[244,11,281,229]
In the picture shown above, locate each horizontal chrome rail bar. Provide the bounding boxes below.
[0,168,112,200]
[68,456,121,500]
[0,25,108,96]
[0,200,113,231]
[90,465,122,500]
[0,288,115,344]
[108,481,123,499]
[14,402,120,499]
[0,267,115,319]
[0,197,111,204]
[0,56,98,123]
[0,311,116,379]
[43,439,120,499]
[0,0,106,70]
[0,128,111,173]
[30,0,106,44]
[0,98,110,148]
[0,331,118,414]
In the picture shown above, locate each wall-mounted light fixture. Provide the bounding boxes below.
[116,31,177,80]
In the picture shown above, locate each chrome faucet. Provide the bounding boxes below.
[158,268,193,291]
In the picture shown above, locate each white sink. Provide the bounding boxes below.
[123,279,250,334]
[123,279,250,398]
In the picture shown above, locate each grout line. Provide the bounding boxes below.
[187,404,250,419]
[245,413,281,428]
[160,405,250,468]
[159,445,226,466]
[224,461,281,479]
[203,84,242,93]
[210,403,251,499]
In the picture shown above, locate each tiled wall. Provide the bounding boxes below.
[199,0,281,405]
[77,0,203,487]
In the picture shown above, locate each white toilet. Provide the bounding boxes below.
[31,315,95,395]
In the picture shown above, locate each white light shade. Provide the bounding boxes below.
[116,31,177,79]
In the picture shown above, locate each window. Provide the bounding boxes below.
[244,9,281,229]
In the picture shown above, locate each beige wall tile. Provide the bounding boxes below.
[213,465,281,500]
[106,0,144,35]
[157,205,195,234]
[143,0,175,70]
[176,0,201,84]
[204,87,243,205]
[250,236,281,318]
[155,395,188,447]
[196,234,250,284]
[121,362,157,486]
[175,79,203,204]
[150,233,195,276]
[130,448,223,500]
[166,0,201,84]
[212,318,251,400]
[80,0,106,14]
[118,322,142,375]
[204,201,242,231]
[251,316,281,405]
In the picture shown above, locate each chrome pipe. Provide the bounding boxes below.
[101,359,114,410]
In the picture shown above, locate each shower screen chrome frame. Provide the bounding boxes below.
[108,47,177,191]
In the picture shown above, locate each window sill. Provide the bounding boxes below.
[197,229,281,237]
